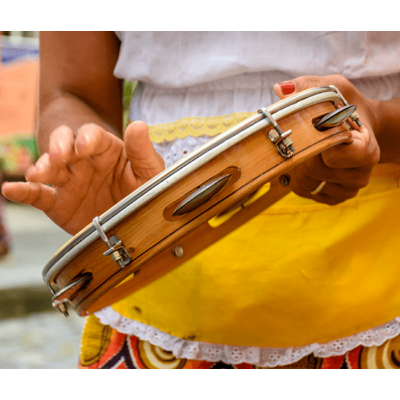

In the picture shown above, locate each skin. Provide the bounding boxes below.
[273,75,382,206]
[1,33,399,235]
[2,32,164,235]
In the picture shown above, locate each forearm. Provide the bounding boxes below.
[38,92,122,154]
[372,98,400,164]
[38,31,123,155]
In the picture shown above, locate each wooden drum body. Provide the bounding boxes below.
[43,86,357,317]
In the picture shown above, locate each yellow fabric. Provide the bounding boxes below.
[112,116,400,348]
[79,315,112,367]
[146,113,252,143]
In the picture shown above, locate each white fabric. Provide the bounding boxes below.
[95,307,400,367]
[129,71,400,126]
[115,32,400,88]
[106,31,400,364]
[115,32,400,125]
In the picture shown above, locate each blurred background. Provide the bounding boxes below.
[0,31,135,368]
[0,31,84,368]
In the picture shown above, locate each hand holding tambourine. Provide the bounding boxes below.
[274,75,380,205]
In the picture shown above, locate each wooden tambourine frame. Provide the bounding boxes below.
[43,86,357,317]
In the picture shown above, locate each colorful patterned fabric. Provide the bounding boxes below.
[78,315,400,369]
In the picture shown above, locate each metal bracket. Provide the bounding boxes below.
[259,107,295,158]
[51,272,92,317]
[93,217,132,269]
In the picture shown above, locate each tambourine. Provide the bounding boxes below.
[43,86,360,317]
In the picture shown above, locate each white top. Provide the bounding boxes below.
[114,31,400,87]
[114,31,400,126]
[100,32,400,366]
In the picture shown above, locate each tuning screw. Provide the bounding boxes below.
[279,175,291,186]
[350,110,362,127]
[53,302,69,317]
[172,246,184,258]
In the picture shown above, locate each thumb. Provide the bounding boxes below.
[124,121,165,181]
[274,76,325,99]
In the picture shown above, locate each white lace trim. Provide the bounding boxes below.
[153,135,212,169]
[95,307,400,367]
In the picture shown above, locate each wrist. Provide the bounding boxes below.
[366,97,384,139]
[367,97,400,164]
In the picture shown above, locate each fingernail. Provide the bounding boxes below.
[278,81,295,95]
[77,136,87,147]
[50,143,63,156]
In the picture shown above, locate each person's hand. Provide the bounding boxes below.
[1,121,164,235]
[274,75,381,205]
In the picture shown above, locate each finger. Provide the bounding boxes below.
[25,153,69,187]
[48,125,76,163]
[321,127,379,169]
[74,123,116,159]
[124,121,165,180]
[294,154,372,189]
[273,74,357,100]
[274,76,322,98]
[290,171,321,192]
[290,170,359,198]
[1,181,55,212]
[322,183,359,200]
[293,191,347,207]
[291,181,359,206]
[347,116,361,131]
[310,182,359,200]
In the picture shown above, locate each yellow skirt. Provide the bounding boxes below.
[113,114,400,348]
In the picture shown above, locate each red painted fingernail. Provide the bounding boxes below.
[278,81,295,95]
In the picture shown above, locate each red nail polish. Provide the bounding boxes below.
[278,82,295,95]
